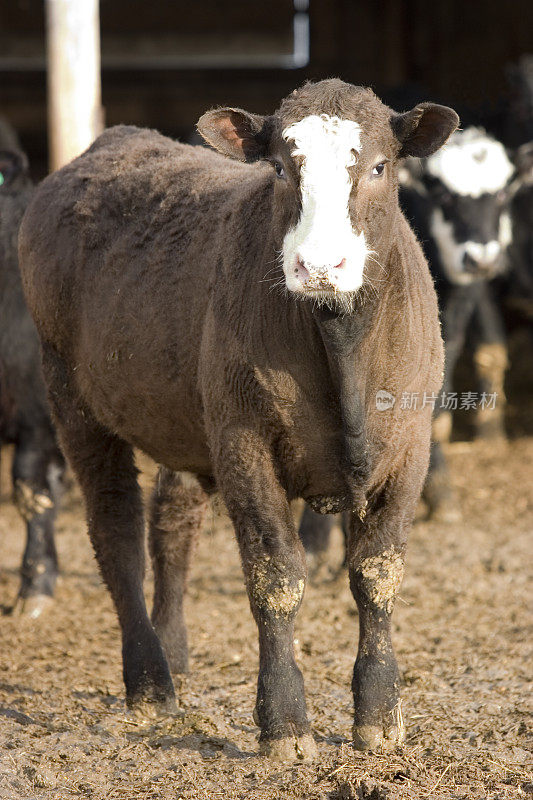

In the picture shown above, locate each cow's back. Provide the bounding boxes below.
[20,126,251,343]
[18,126,265,470]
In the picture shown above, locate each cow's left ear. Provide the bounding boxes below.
[391,103,459,158]
[197,108,273,162]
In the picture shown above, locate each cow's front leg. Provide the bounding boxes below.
[214,429,317,762]
[347,459,425,751]
[349,531,404,751]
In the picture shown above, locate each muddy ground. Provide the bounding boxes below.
[0,337,532,800]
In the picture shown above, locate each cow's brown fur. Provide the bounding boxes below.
[19,80,457,760]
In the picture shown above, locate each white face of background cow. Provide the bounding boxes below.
[424,128,514,284]
[197,80,459,307]
[280,114,368,295]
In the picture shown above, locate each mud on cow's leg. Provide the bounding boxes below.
[349,526,405,751]
[149,468,208,674]
[12,427,65,615]
[347,460,426,752]
[214,429,317,762]
[41,343,175,712]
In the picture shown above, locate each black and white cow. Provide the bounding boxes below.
[0,148,66,616]
[400,127,515,518]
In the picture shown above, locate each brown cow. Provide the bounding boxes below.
[19,80,457,760]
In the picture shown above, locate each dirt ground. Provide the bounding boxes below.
[0,340,532,799]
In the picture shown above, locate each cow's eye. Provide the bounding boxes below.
[372,162,385,177]
[274,161,285,179]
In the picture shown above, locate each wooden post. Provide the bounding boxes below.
[46,0,103,172]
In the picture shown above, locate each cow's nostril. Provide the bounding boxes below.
[333,258,346,270]
[296,257,310,282]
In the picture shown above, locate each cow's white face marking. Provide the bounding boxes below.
[281,114,369,296]
[430,208,504,284]
[426,127,514,198]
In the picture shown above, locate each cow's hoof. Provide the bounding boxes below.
[259,734,318,762]
[13,594,54,619]
[352,720,404,752]
[127,693,178,719]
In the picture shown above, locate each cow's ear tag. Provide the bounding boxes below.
[0,173,4,186]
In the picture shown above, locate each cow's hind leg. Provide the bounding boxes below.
[42,344,175,711]
[149,468,208,673]
[12,427,65,616]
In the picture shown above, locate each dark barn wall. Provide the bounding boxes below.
[0,0,532,177]
[313,0,532,104]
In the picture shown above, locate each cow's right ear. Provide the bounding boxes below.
[197,108,272,162]
[0,149,28,187]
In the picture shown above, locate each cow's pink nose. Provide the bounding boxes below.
[295,256,346,276]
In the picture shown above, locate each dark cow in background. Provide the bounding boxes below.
[399,127,515,519]
[0,144,65,617]
[20,79,458,759]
